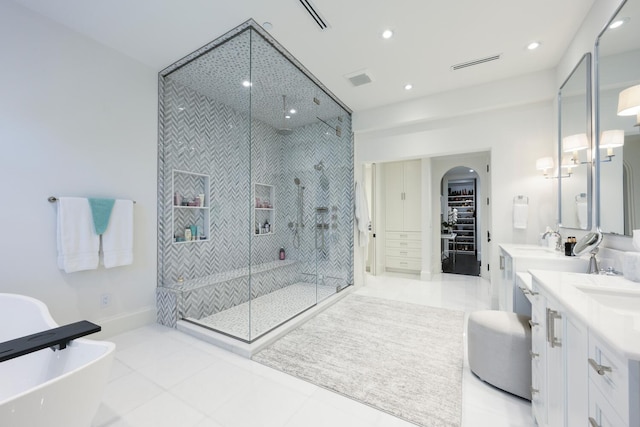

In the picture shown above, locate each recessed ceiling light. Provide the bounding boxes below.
[242,80,252,87]
[177,107,185,111]
[527,41,540,50]
[609,17,630,29]
[404,83,413,90]
[289,109,296,114]
[382,29,393,39]
[285,115,291,119]
[469,169,474,173]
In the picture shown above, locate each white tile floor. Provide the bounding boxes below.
[93,273,535,427]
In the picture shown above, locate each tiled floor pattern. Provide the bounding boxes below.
[190,282,337,341]
[93,273,535,427]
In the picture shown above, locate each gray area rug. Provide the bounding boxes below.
[252,294,464,427]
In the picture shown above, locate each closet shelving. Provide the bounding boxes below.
[447,180,476,254]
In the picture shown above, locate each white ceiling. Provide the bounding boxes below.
[13,0,596,112]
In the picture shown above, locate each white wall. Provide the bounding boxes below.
[0,1,158,337]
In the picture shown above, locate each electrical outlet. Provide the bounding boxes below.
[100,293,111,309]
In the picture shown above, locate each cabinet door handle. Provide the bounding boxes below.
[528,320,539,328]
[499,255,505,270]
[399,251,408,255]
[529,350,539,359]
[588,358,612,376]
[546,308,562,348]
[530,387,539,395]
[588,417,600,427]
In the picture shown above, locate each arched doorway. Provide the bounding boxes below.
[440,166,481,276]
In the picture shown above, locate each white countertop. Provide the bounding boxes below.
[500,243,579,260]
[529,269,640,360]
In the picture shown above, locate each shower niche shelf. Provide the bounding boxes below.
[172,169,210,244]
[254,183,274,236]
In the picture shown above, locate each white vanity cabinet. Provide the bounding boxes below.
[529,280,588,427]
[529,270,640,427]
[498,245,587,316]
[587,332,635,427]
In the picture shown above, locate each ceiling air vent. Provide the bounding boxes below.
[451,54,501,71]
[299,0,329,30]
[344,70,373,87]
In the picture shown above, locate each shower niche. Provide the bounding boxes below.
[254,183,274,235]
[156,20,354,344]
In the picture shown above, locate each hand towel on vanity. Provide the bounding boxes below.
[102,199,134,268]
[576,200,588,230]
[623,252,640,282]
[512,203,528,229]
[57,197,100,273]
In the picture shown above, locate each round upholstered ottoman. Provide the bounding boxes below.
[467,310,532,400]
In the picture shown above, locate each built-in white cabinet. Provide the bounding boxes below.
[384,160,421,232]
[384,160,422,273]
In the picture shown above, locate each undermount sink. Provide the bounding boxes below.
[575,285,640,315]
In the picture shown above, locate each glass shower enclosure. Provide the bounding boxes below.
[156,20,353,342]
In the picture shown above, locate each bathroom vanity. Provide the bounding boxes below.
[526,270,640,427]
[498,244,588,316]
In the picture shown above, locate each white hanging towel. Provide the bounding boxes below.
[57,197,100,273]
[354,181,370,247]
[513,203,528,229]
[102,199,134,268]
[576,200,588,230]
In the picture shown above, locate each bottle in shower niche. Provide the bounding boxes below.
[279,247,285,260]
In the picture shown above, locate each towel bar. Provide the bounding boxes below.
[48,196,136,204]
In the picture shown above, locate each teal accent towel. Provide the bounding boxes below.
[88,198,115,235]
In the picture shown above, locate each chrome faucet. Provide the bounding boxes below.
[541,228,563,251]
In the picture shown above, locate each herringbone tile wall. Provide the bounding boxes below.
[157,34,353,334]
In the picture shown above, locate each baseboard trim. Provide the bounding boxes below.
[92,306,157,339]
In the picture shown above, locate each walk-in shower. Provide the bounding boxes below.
[156,20,354,343]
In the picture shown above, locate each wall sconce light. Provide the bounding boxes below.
[562,133,589,165]
[536,156,571,178]
[536,156,554,177]
[599,129,624,161]
[617,84,640,126]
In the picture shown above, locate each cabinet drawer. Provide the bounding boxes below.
[588,333,628,424]
[386,256,421,271]
[385,247,421,259]
[588,379,627,427]
[386,239,421,249]
[386,231,421,241]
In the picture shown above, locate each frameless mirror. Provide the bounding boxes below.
[596,0,640,235]
[559,53,592,230]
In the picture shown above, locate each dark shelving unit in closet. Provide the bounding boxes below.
[447,179,476,255]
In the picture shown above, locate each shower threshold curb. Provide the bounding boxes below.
[176,286,353,358]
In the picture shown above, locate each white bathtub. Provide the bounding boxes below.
[0,293,115,427]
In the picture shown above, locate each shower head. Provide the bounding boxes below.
[277,95,293,136]
[294,178,300,185]
[314,161,324,171]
